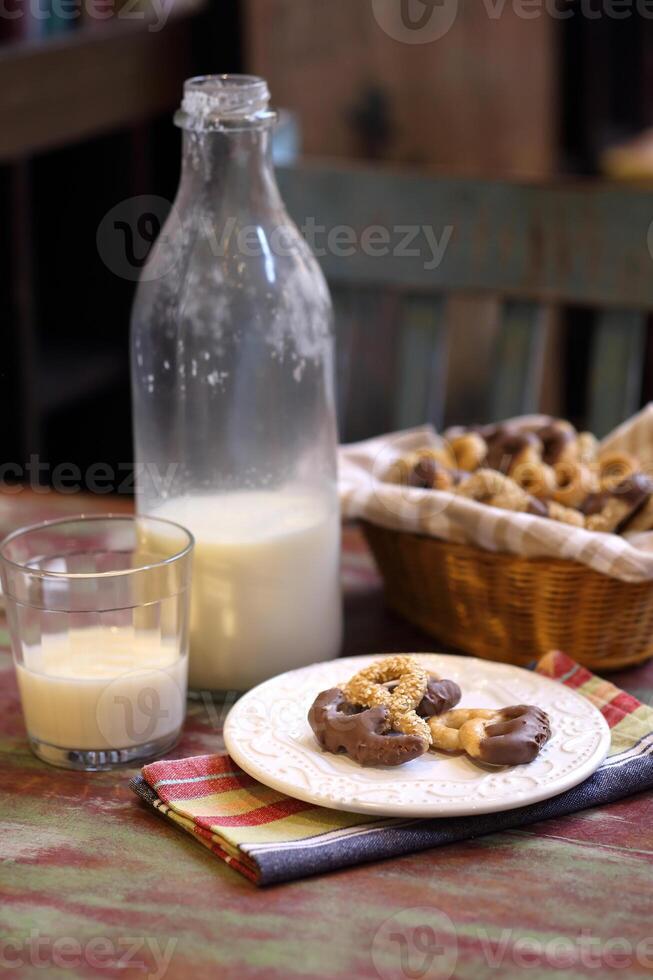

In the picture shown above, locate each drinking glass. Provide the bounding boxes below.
[0,515,193,770]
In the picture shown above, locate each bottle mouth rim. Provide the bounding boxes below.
[176,74,275,131]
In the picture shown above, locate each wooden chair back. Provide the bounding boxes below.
[278,164,653,439]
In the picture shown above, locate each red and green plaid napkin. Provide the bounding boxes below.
[130,651,653,886]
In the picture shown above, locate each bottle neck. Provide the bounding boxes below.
[180,124,282,212]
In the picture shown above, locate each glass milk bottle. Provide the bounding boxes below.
[130,75,342,694]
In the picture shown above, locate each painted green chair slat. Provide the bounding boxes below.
[393,296,448,431]
[332,287,399,442]
[278,164,653,435]
[587,310,647,438]
[488,302,547,422]
[278,165,653,310]
[330,285,357,433]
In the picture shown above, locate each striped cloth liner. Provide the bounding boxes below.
[130,651,653,886]
[338,405,653,582]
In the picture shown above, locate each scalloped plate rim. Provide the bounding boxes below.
[223,654,612,818]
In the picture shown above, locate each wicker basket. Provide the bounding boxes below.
[361,521,653,671]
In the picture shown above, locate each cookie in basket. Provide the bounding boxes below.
[388,416,653,537]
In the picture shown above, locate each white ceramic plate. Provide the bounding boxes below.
[223,654,611,818]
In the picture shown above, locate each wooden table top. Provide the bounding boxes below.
[1,490,653,980]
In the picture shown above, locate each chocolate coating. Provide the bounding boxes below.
[615,472,653,507]
[536,424,575,465]
[478,705,551,766]
[582,473,653,529]
[483,430,541,473]
[308,689,427,767]
[387,676,462,717]
[581,491,608,517]
[417,678,462,717]
[408,457,443,489]
[408,458,463,490]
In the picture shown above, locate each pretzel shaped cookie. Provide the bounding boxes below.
[428,708,496,751]
[598,452,639,492]
[385,446,458,490]
[429,705,551,765]
[344,655,431,743]
[450,433,487,472]
[553,460,597,509]
[308,689,428,767]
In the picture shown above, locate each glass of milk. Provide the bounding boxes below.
[0,515,194,770]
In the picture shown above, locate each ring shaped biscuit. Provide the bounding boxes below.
[408,455,456,491]
[536,423,577,466]
[598,452,639,492]
[457,470,547,517]
[456,469,509,502]
[584,474,653,533]
[450,433,487,472]
[508,444,542,473]
[428,708,496,751]
[553,460,595,509]
[423,445,458,470]
[511,460,557,500]
[429,705,551,765]
[459,705,551,765]
[344,655,431,744]
[383,448,455,487]
[484,430,542,474]
[411,446,457,473]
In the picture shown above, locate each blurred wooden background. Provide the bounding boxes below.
[3,0,653,483]
[245,0,561,427]
[243,0,556,175]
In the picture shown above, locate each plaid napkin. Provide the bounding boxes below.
[130,651,653,886]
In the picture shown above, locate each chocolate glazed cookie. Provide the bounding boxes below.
[429,705,551,765]
[474,705,551,765]
[308,689,427,767]
[388,676,462,718]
